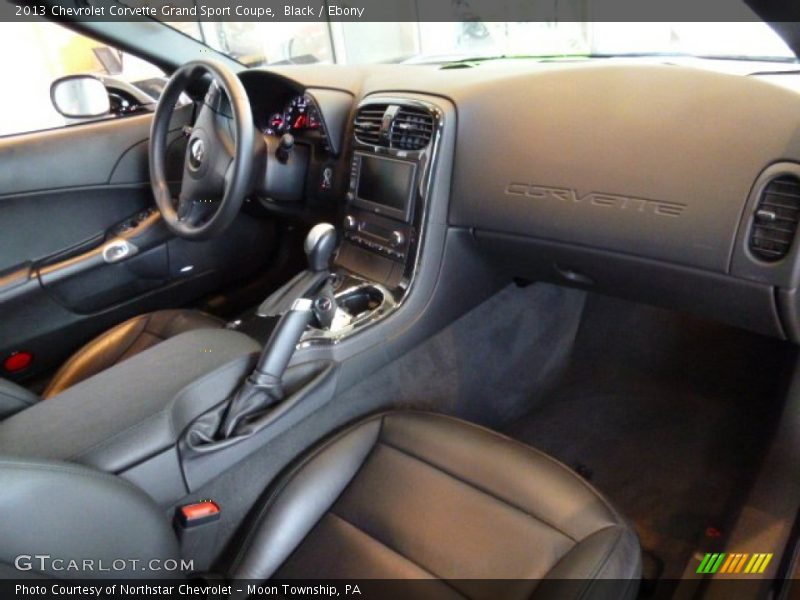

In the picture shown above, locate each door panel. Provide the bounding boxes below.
[0,186,148,270]
[0,104,275,383]
[0,105,191,270]
[0,108,188,195]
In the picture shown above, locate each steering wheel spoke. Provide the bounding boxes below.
[148,60,259,240]
[176,191,195,221]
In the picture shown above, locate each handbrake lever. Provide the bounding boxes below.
[219,298,313,438]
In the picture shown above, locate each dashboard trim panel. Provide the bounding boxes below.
[301,94,447,346]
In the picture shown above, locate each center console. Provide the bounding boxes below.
[303,97,444,342]
[344,152,416,262]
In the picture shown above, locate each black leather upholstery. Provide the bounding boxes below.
[42,309,222,399]
[0,310,223,421]
[0,411,641,590]
[0,329,260,472]
[0,378,38,419]
[0,457,179,578]
[230,411,642,598]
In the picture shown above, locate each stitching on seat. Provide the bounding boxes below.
[385,411,626,524]
[327,511,468,599]
[227,410,623,582]
[537,524,624,600]
[379,439,577,543]
[577,526,626,600]
[228,414,387,575]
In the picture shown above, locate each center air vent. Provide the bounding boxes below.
[353,104,388,146]
[354,103,434,150]
[749,175,800,261]
[390,107,434,150]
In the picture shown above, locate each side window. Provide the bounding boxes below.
[0,21,165,137]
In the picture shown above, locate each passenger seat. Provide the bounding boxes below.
[0,411,641,597]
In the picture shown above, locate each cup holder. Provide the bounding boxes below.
[306,282,396,339]
[337,284,385,318]
[304,282,396,340]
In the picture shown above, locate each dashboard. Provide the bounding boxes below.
[236,61,800,344]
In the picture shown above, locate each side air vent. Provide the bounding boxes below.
[749,175,800,261]
[390,107,434,150]
[353,104,388,146]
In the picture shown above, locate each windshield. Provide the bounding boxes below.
[171,21,796,67]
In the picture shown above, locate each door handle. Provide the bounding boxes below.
[38,237,139,286]
[102,239,138,264]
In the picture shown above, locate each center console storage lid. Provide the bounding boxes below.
[0,329,260,472]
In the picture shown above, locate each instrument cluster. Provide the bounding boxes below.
[263,94,322,136]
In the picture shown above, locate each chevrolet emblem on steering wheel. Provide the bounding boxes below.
[189,137,205,169]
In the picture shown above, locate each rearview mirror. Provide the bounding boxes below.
[50,75,110,119]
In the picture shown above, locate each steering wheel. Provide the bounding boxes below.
[149,60,257,240]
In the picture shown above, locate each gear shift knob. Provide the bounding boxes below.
[304,223,337,272]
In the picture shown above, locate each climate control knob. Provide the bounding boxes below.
[344,215,357,231]
[390,231,405,248]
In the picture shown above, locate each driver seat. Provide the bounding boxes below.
[0,310,222,418]
[43,309,222,398]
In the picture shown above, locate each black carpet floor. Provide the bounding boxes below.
[503,294,794,582]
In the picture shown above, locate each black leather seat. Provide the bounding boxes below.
[229,412,642,597]
[0,310,221,419]
[0,411,641,596]
[42,309,222,398]
[0,310,220,418]
[0,378,40,419]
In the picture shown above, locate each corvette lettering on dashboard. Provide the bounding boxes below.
[504,183,686,218]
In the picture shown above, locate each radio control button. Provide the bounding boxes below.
[390,231,405,247]
[344,215,357,230]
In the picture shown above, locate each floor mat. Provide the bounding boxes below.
[503,294,794,582]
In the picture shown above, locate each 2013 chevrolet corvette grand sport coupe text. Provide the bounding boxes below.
[2,3,800,600]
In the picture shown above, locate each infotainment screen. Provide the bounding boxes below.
[355,155,416,220]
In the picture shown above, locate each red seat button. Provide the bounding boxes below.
[4,352,32,373]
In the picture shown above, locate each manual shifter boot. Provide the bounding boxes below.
[219,297,314,438]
